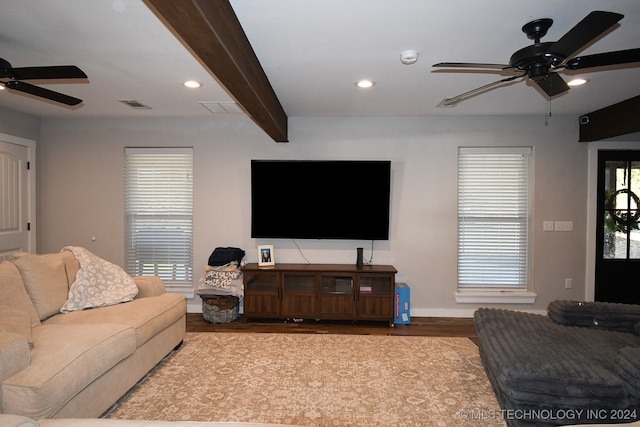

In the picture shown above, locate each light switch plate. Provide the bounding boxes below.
[543,221,555,232]
[555,221,574,232]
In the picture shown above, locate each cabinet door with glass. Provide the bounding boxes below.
[281,274,317,317]
[318,274,356,318]
[356,274,394,320]
[244,272,280,318]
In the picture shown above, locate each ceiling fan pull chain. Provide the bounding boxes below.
[545,99,552,126]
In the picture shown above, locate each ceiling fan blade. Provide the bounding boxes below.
[549,11,624,59]
[433,62,510,70]
[565,48,640,70]
[531,72,569,97]
[436,75,523,107]
[4,80,83,106]
[10,65,87,80]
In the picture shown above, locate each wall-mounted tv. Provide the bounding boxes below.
[251,160,391,240]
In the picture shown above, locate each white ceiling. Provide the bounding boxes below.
[0,0,639,121]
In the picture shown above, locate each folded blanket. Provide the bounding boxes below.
[196,275,244,299]
[201,264,241,289]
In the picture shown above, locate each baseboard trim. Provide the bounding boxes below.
[188,302,203,313]
[411,307,548,318]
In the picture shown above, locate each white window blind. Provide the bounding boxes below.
[124,148,193,286]
[457,147,531,291]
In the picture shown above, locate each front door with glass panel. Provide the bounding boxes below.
[595,150,640,303]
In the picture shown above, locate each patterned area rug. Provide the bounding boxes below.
[106,332,502,426]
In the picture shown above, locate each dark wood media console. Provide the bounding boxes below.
[242,263,397,324]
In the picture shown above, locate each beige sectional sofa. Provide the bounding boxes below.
[0,250,186,420]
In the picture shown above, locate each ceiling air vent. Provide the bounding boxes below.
[118,99,151,110]
[199,102,244,114]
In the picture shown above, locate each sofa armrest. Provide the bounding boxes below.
[133,276,166,298]
[0,331,30,385]
[548,300,640,333]
[0,414,39,427]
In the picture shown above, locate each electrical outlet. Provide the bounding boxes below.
[564,278,573,289]
[543,221,555,232]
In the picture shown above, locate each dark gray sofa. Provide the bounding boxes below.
[474,301,640,426]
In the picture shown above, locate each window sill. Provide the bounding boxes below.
[165,286,195,299]
[455,291,537,304]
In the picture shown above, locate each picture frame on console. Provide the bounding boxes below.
[258,245,275,267]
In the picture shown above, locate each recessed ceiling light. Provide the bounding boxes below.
[355,80,375,88]
[568,78,588,87]
[183,80,202,88]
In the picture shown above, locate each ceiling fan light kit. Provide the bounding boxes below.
[568,78,588,87]
[433,10,640,106]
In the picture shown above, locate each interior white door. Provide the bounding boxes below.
[0,137,34,260]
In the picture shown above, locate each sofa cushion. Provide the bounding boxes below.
[0,305,33,348]
[133,276,166,298]
[60,247,138,313]
[0,261,40,328]
[2,323,136,420]
[59,250,81,286]
[11,253,70,321]
[43,293,186,348]
[548,300,640,333]
[0,330,31,387]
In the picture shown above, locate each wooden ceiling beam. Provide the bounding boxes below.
[579,95,640,142]
[144,0,288,142]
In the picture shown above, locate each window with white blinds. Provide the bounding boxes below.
[124,148,193,286]
[457,147,531,292]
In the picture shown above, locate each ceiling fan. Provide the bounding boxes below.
[433,11,640,107]
[0,58,87,106]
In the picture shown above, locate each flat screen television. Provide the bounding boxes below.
[251,160,391,240]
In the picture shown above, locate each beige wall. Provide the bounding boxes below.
[0,106,40,140]
[31,113,616,315]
